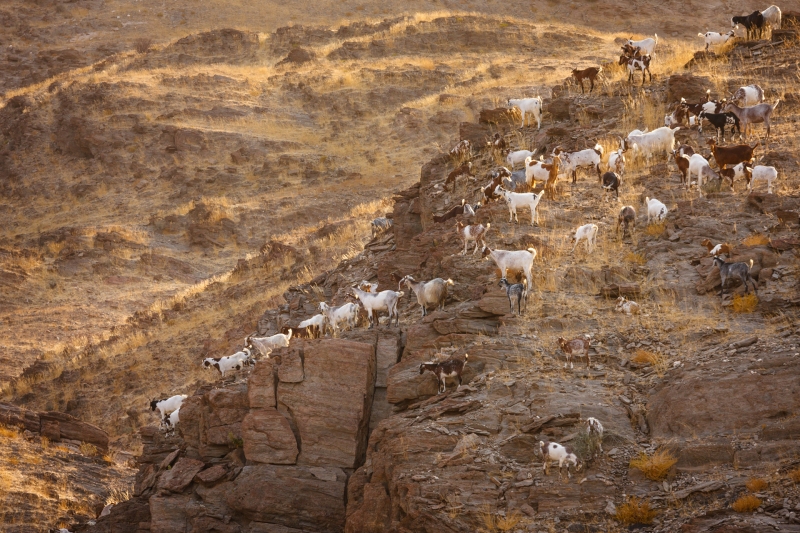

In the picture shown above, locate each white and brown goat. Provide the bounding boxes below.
[419,354,469,394]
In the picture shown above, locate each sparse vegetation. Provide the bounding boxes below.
[615,497,657,525]
[0,425,19,439]
[632,349,669,376]
[79,442,98,457]
[742,234,769,246]
[644,221,666,236]
[629,450,677,481]
[624,252,647,265]
[732,494,762,513]
[732,293,759,313]
[788,468,800,484]
[745,477,768,492]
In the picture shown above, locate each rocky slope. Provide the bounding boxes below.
[80,28,800,533]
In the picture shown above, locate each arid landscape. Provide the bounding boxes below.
[1,0,799,531]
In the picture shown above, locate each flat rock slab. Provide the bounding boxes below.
[157,458,205,492]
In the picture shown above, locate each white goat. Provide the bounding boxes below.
[730,84,765,107]
[246,331,292,358]
[202,349,252,377]
[150,394,187,420]
[319,302,360,336]
[508,97,543,129]
[540,441,582,478]
[762,5,781,30]
[351,287,403,328]
[558,144,603,183]
[571,224,598,253]
[506,150,535,169]
[687,153,720,190]
[399,276,453,317]
[748,165,779,193]
[625,127,680,162]
[606,148,625,175]
[615,296,641,315]
[456,222,490,255]
[525,156,553,186]
[162,407,180,428]
[482,247,537,290]
[298,314,325,337]
[698,30,735,51]
[496,186,543,225]
[626,34,658,55]
[584,417,604,456]
[645,197,668,223]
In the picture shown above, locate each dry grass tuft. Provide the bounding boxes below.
[742,234,769,246]
[788,468,800,483]
[79,442,98,457]
[624,252,647,265]
[644,221,666,236]
[479,506,522,532]
[632,349,669,376]
[745,478,768,492]
[134,38,153,54]
[732,293,758,313]
[732,494,762,513]
[616,497,657,525]
[0,425,19,439]
[629,450,677,481]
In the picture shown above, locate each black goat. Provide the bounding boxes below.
[698,111,740,141]
[732,11,765,39]
[601,171,620,201]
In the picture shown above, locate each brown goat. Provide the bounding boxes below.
[706,138,757,169]
[542,154,561,199]
[672,150,691,187]
[571,67,603,93]
[281,325,319,339]
[700,239,732,257]
[557,337,591,369]
[444,161,474,189]
[432,203,464,224]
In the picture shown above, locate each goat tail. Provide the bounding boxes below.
[445,279,454,286]
[527,247,536,253]
[748,259,754,270]
[397,291,405,298]
[464,353,469,362]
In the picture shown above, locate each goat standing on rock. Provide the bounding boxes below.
[399,275,453,317]
[713,257,757,296]
[540,441,583,479]
[557,336,591,369]
[498,277,527,315]
[419,354,468,394]
[351,287,403,328]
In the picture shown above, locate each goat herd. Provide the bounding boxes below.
[148,6,787,477]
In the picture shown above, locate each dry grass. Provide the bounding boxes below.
[480,506,522,532]
[629,450,677,481]
[644,221,666,236]
[788,468,800,483]
[0,425,19,439]
[732,494,762,513]
[732,293,759,313]
[632,349,669,376]
[616,497,657,525]
[105,487,131,506]
[80,442,98,457]
[745,478,768,492]
[624,252,647,265]
[742,234,769,246]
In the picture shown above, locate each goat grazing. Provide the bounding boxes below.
[617,205,636,237]
[698,111,740,141]
[150,395,187,420]
[508,97,543,129]
[298,314,325,339]
[557,336,591,369]
[626,34,658,56]
[488,132,507,153]
[444,161,474,189]
[400,276,453,317]
[601,172,620,201]
[558,144,603,184]
[456,221,489,255]
[247,331,292,358]
[645,197,668,223]
[672,150,691,187]
[506,149,535,169]
[482,247,537,290]
[371,217,393,239]
[687,153,721,190]
[731,84,764,107]
[747,165,779,193]
[723,100,779,140]
[717,160,749,188]
[706,138,758,169]
[319,302,360,336]
[701,239,732,257]
[615,296,641,315]
[624,127,680,162]
[713,256,757,295]
[620,53,652,85]
[419,354,468,394]
[498,277,527,315]
[572,67,603,93]
[540,441,582,478]
[449,139,471,160]
[698,30,735,51]
[731,10,765,39]
[432,202,465,224]
[571,223,599,253]
[496,186,543,225]
[351,287,403,328]
[607,147,626,176]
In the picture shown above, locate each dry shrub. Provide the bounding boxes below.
[745,478,768,492]
[40,436,50,449]
[80,442,98,456]
[629,450,677,481]
[632,349,669,376]
[742,234,769,246]
[616,497,657,525]
[732,494,762,513]
[624,252,647,265]
[0,425,19,439]
[480,506,521,532]
[106,488,131,506]
[644,221,666,236]
[789,468,800,483]
[134,37,153,54]
[732,293,758,313]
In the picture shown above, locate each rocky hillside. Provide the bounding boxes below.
[74,23,800,533]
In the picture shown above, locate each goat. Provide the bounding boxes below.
[571,224,599,253]
[672,150,691,187]
[713,256,757,295]
[723,100,780,140]
[488,132,508,153]
[319,302,360,336]
[677,144,695,157]
[150,395,187,420]
[730,84,765,107]
[444,162,474,189]
[399,275,453,317]
[664,106,697,128]
[498,277,527,315]
[358,280,379,293]
[162,407,180,429]
[419,354,468,394]
[706,138,758,169]
[615,296,641,315]
[463,200,480,217]
[506,150,535,169]
[202,348,253,377]
[571,67,603,93]
[645,197,668,223]
[298,314,325,339]
[456,221,489,255]
[698,30,735,51]
[698,111,740,142]
[687,153,720,190]
[681,92,725,118]
[449,139,471,160]
[620,53,652,85]
[525,156,552,187]
[351,287,403,328]
[496,186,543,225]
[582,417,604,458]
[246,331,292,358]
[540,441,582,478]
[624,127,680,162]
[731,10,765,39]
[557,336,590,369]
[502,169,529,191]
[719,162,750,189]
[482,247,537,290]
[508,97,543,129]
[432,203,465,224]
[626,34,658,56]
[482,167,512,202]
[701,239,732,257]
[281,325,317,339]
[542,154,563,199]
[601,171,620,201]
[761,5,781,30]
[617,205,636,237]
[559,144,603,184]
[747,165,779,194]
[607,147,626,176]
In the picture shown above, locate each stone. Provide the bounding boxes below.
[248,358,276,409]
[194,464,228,485]
[157,458,205,492]
[666,73,713,103]
[38,411,109,451]
[277,347,304,383]
[241,409,299,464]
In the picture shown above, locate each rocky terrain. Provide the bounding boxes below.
[1,4,800,533]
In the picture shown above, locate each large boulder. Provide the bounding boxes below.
[241,409,299,464]
[666,73,713,103]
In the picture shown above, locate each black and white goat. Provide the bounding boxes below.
[540,441,583,478]
[601,172,620,202]
[419,354,469,394]
[698,111,740,141]
[150,395,187,421]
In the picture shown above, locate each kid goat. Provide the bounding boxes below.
[150,394,187,420]
[419,354,469,394]
[571,224,599,253]
[498,277,526,316]
[540,441,582,478]
[456,222,489,255]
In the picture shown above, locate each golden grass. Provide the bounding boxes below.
[616,497,657,525]
[644,221,666,236]
[745,478,768,492]
[624,252,647,265]
[629,450,677,481]
[732,494,762,513]
[742,234,769,246]
[732,293,758,313]
[0,425,19,439]
[480,506,522,532]
[79,442,98,457]
[106,488,132,506]
[787,468,800,483]
[632,349,669,376]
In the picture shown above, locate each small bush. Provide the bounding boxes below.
[134,37,153,54]
[624,252,647,265]
[572,429,603,462]
[616,497,657,525]
[732,494,761,513]
[742,234,769,246]
[788,468,800,483]
[644,221,666,236]
[80,442,98,456]
[106,488,131,506]
[732,293,758,313]
[745,478,768,492]
[629,450,677,481]
[40,436,50,449]
[0,424,19,439]
[632,349,669,376]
